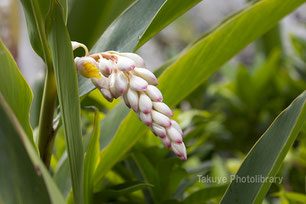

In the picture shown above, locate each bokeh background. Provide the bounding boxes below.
[1,0,306,203]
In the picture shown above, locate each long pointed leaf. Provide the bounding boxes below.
[47,2,84,203]
[220,91,306,203]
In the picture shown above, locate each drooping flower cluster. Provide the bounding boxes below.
[72,41,187,161]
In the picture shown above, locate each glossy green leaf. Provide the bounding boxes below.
[93,181,153,202]
[0,40,34,143]
[68,0,136,49]
[135,0,202,50]
[54,153,71,198]
[93,0,305,186]
[183,185,228,204]
[221,91,306,203]
[0,93,65,204]
[47,2,84,203]
[84,110,101,204]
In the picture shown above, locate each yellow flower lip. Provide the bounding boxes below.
[81,62,101,79]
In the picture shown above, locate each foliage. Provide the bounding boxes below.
[0,0,305,203]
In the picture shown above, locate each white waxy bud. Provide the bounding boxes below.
[126,88,139,112]
[123,93,131,108]
[145,85,163,102]
[152,102,173,117]
[116,72,128,94]
[139,93,152,114]
[71,41,88,56]
[166,126,183,144]
[75,56,101,79]
[151,123,167,138]
[129,75,148,91]
[151,110,171,127]
[117,56,136,71]
[109,73,121,98]
[170,120,183,136]
[99,88,114,102]
[171,143,187,161]
[98,57,114,76]
[139,112,152,126]
[120,52,145,67]
[159,136,171,148]
[132,68,158,85]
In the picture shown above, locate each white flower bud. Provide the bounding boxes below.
[139,112,152,126]
[75,56,101,79]
[145,85,163,102]
[98,57,114,76]
[139,93,152,114]
[126,88,139,112]
[159,136,171,148]
[117,56,136,71]
[116,72,128,94]
[132,68,158,85]
[120,52,145,67]
[171,143,187,161]
[170,120,183,136]
[109,73,121,98]
[99,88,114,102]
[166,126,183,144]
[123,93,131,108]
[151,123,167,138]
[152,102,173,117]
[151,110,171,127]
[129,75,148,91]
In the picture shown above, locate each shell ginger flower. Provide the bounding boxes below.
[72,41,187,161]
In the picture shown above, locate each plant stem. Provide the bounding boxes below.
[31,0,57,167]
[37,70,57,168]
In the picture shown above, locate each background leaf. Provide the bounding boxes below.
[47,2,84,203]
[0,93,65,204]
[0,40,34,143]
[220,91,306,203]
[68,0,136,50]
[93,0,305,186]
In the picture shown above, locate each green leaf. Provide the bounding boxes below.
[68,0,136,49]
[93,0,305,186]
[99,102,130,149]
[0,93,65,204]
[84,109,101,204]
[47,1,84,204]
[183,185,228,204]
[93,181,153,202]
[135,0,202,50]
[220,91,306,203]
[0,40,34,144]
[19,0,51,58]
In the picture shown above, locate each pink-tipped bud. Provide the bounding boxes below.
[152,102,173,117]
[151,110,171,127]
[171,143,187,161]
[91,75,109,89]
[99,88,114,102]
[166,126,183,144]
[145,85,163,102]
[151,123,167,138]
[98,57,114,76]
[117,56,136,71]
[170,120,183,136]
[139,112,152,126]
[123,93,131,108]
[116,72,128,94]
[129,75,148,91]
[109,73,121,98]
[120,52,145,67]
[126,88,139,112]
[139,93,152,114]
[132,68,158,85]
[159,136,171,148]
